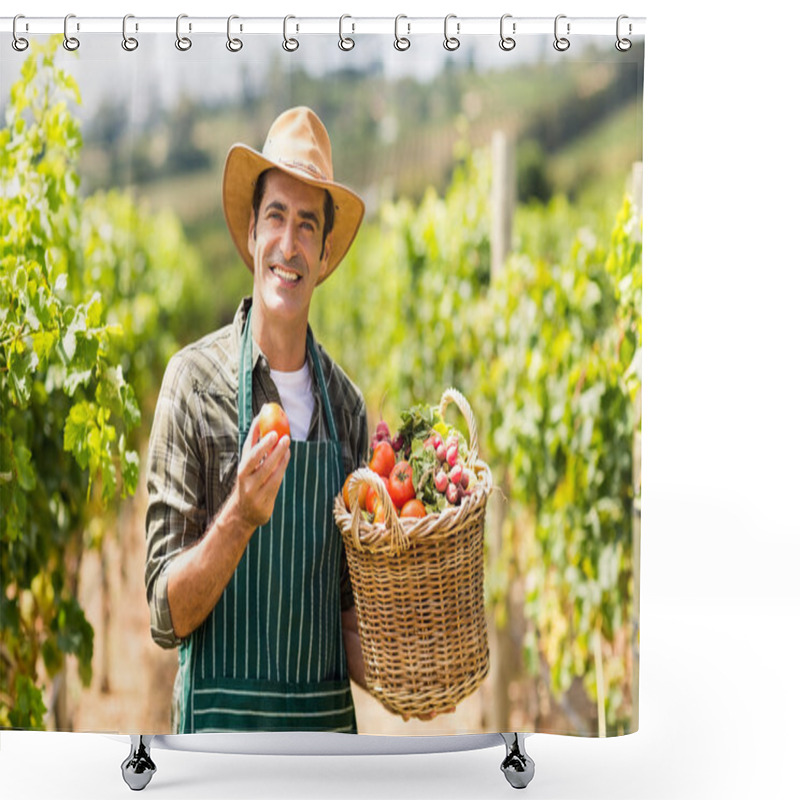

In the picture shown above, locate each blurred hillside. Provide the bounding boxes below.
[77,42,643,332]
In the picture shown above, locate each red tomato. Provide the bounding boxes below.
[366,477,390,514]
[342,472,356,512]
[257,402,291,442]
[388,461,415,509]
[400,498,426,518]
[369,440,396,478]
[372,500,387,525]
[357,482,370,511]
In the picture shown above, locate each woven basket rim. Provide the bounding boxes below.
[333,459,492,553]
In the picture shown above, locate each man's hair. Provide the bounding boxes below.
[252,169,335,258]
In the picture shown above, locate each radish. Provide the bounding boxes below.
[446,444,458,467]
[449,464,463,486]
[445,483,460,505]
[434,470,449,493]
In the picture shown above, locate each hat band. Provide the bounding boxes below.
[272,156,330,182]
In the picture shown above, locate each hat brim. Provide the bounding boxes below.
[222,143,365,285]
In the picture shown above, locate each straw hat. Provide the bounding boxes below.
[222,106,365,284]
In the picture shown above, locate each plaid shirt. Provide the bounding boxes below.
[145,298,368,649]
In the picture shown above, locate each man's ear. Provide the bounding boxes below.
[318,235,332,281]
[247,208,256,258]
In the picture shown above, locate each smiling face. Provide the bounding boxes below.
[247,169,331,331]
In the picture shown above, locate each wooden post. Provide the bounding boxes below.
[487,131,517,730]
[486,485,512,731]
[491,131,515,279]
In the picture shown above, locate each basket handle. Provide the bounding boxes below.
[346,467,411,555]
[438,387,479,469]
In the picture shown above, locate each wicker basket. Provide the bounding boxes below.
[333,388,491,719]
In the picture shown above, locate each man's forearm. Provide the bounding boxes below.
[166,495,255,639]
[165,428,291,640]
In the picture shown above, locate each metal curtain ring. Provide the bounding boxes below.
[394,15,410,51]
[499,14,516,51]
[554,14,570,51]
[121,14,138,51]
[63,14,80,51]
[283,15,299,51]
[12,14,29,51]
[176,14,192,51]
[226,15,243,51]
[338,15,354,51]
[616,15,632,51]
[444,14,460,51]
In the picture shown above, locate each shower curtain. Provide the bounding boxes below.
[0,16,644,740]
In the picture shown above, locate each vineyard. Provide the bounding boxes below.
[2,37,642,736]
[312,145,642,734]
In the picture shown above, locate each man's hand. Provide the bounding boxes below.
[231,416,292,532]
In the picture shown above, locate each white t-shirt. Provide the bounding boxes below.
[270,361,315,441]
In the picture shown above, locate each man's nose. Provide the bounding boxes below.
[280,223,297,260]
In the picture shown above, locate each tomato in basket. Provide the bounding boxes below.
[400,498,426,518]
[369,440,396,478]
[388,461,415,509]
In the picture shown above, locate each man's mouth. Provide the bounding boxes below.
[270,265,301,284]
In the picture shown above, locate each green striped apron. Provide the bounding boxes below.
[177,309,356,734]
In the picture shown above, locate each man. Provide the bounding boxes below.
[145,107,368,734]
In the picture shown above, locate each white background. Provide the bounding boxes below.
[3,1,799,798]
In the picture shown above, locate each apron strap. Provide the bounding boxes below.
[238,306,341,451]
[238,306,254,456]
[306,327,340,445]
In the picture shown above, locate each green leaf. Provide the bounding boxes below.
[85,291,104,327]
[121,383,141,429]
[12,439,36,491]
[41,638,64,677]
[8,346,34,406]
[122,448,140,496]
[95,364,124,416]
[9,675,47,730]
[62,326,76,362]
[63,366,93,396]
[64,400,92,469]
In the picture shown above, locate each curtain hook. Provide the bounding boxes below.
[444,13,460,51]
[394,15,410,51]
[121,14,138,51]
[12,14,29,52]
[339,14,355,51]
[176,14,192,51]
[499,14,516,51]
[226,15,243,52]
[63,14,80,51]
[615,15,632,51]
[554,14,570,51]
[283,15,299,51]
